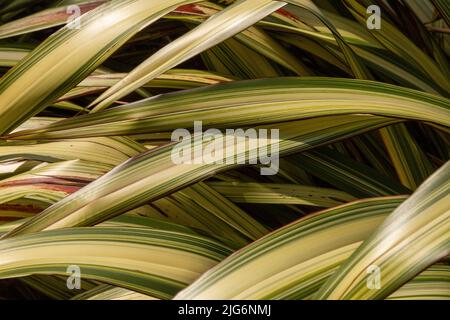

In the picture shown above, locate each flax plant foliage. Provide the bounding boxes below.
[0,0,448,300]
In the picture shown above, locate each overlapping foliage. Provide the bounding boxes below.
[0,0,448,300]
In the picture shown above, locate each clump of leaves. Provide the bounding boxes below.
[0,0,448,300]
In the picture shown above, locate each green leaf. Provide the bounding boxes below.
[89,0,287,112]
[6,78,448,140]
[175,197,406,299]
[207,181,356,207]
[387,264,450,300]
[295,148,411,197]
[380,123,435,190]
[0,0,209,135]
[0,226,233,299]
[1,115,397,238]
[0,1,106,39]
[316,161,450,299]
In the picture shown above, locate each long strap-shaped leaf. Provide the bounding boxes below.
[0,137,145,166]
[343,0,450,92]
[0,45,30,67]
[0,0,208,135]
[0,159,111,185]
[5,78,449,140]
[206,181,355,207]
[379,123,435,190]
[295,148,411,197]
[387,264,450,300]
[316,161,450,299]
[1,115,398,238]
[174,197,405,299]
[176,182,269,241]
[0,227,232,299]
[72,284,158,300]
[151,3,312,75]
[0,160,110,213]
[19,274,97,300]
[0,1,107,39]
[0,159,254,248]
[285,0,371,79]
[258,13,445,94]
[89,0,287,112]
